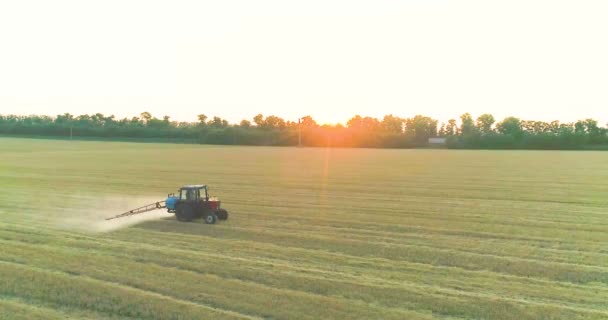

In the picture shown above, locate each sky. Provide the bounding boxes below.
[0,0,606,125]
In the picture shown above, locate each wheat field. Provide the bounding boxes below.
[1,137,607,319]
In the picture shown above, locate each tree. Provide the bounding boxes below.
[584,118,600,137]
[521,120,534,133]
[300,115,317,127]
[445,119,457,136]
[459,113,476,136]
[197,114,208,125]
[140,112,152,124]
[209,116,224,128]
[347,115,363,129]
[263,115,286,129]
[347,115,380,131]
[575,120,586,134]
[129,116,142,126]
[381,114,404,133]
[476,114,495,135]
[253,114,264,127]
[55,113,74,125]
[104,115,116,126]
[239,119,251,128]
[496,117,523,136]
[548,120,560,135]
[559,122,574,135]
[438,123,446,137]
[404,115,438,143]
[76,114,91,126]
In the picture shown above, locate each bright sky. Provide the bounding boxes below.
[0,0,607,125]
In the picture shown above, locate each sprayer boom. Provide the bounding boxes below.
[105,201,166,220]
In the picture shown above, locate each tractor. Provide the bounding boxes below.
[166,185,228,223]
[106,184,229,224]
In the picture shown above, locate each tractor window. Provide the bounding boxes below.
[180,189,197,200]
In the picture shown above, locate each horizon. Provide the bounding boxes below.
[1,1,607,125]
[3,109,607,127]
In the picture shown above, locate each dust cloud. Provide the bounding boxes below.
[55,195,173,233]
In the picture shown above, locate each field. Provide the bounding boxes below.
[1,137,607,320]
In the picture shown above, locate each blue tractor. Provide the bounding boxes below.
[106,185,229,223]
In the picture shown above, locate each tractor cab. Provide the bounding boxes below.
[165,184,228,223]
[179,185,209,201]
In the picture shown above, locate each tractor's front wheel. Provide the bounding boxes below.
[176,204,194,222]
[217,209,229,221]
[204,213,218,224]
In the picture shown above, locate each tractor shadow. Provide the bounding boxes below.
[133,216,231,238]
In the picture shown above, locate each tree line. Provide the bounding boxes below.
[0,112,606,149]
[443,113,608,150]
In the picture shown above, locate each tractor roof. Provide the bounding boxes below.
[180,184,207,190]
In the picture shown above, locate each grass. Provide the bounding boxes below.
[0,137,607,319]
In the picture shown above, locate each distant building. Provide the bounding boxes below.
[428,137,447,145]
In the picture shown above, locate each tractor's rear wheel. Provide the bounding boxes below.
[204,213,218,224]
[176,204,194,222]
[217,209,229,221]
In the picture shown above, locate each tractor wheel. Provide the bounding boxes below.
[204,213,218,224]
[175,204,195,222]
[217,209,229,221]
